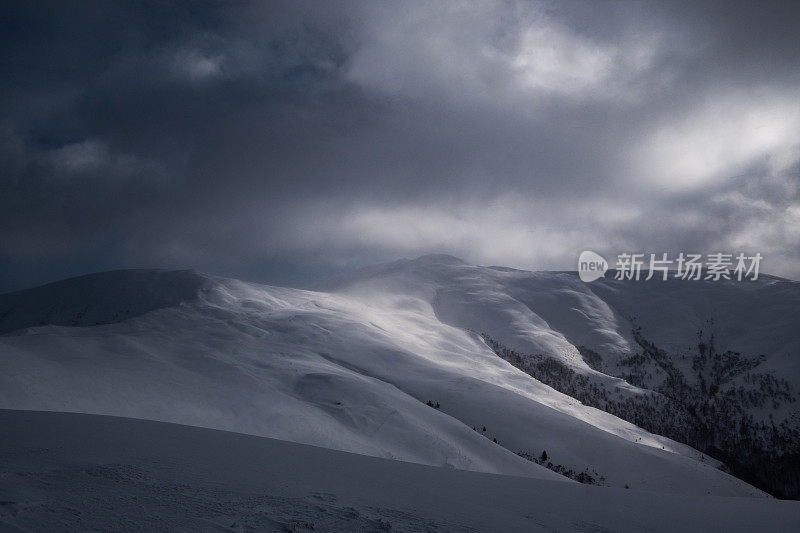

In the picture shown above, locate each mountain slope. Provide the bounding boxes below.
[0,260,778,497]
[4,410,799,532]
[0,269,209,335]
[325,255,800,496]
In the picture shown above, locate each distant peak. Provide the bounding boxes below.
[408,254,468,265]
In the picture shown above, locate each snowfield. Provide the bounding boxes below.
[2,254,800,528]
[2,256,793,492]
[2,410,799,532]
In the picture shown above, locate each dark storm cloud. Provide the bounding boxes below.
[1,0,799,291]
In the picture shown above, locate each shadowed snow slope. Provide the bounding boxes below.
[2,257,796,497]
[0,269,209,334]
[2,410,799,532]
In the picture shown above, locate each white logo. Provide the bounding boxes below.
[578,251,608,282]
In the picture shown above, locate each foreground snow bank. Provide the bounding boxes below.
[0,410,797,533]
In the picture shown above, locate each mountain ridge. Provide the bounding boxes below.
[1,256,798,497]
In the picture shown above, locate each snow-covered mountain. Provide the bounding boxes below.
[1,255,798,498]
[324,254,800,497]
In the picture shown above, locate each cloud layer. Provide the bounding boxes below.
[1,0,799,290]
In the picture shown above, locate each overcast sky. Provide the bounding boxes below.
[1,0,799,291]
